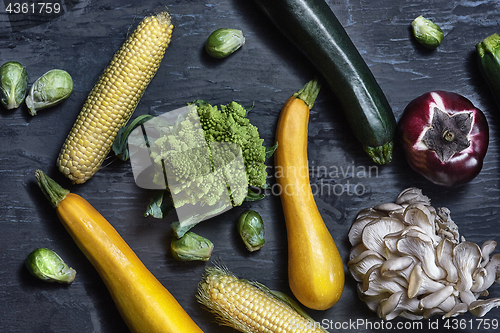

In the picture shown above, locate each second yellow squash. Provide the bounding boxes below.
[275,79,344,310]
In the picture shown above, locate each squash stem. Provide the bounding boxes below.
[293,77,321,109]
[35,170,70,209]
[364,142,393,165]
[477,33,500,59]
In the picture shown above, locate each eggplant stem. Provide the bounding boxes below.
[443,130,455,142]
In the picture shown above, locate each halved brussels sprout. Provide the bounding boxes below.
[0,61,28,110]
[25,248,76,284]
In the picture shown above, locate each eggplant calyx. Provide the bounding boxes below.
[422,107,472,163]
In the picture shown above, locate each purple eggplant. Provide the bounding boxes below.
[398,91,489,187]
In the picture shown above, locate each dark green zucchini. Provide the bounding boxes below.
[254,0,396,164]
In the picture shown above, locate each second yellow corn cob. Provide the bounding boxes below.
[57,11,173,184]
[198,266,328,333]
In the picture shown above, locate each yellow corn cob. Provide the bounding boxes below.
[57,11,173,184]
[197,266,328,333]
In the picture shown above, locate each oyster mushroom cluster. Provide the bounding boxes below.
[348,188,500,320]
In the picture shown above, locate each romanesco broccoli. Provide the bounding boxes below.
[148,101,271,219]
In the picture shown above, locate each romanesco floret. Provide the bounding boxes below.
[197,101,267,188]
[149,101,269,212]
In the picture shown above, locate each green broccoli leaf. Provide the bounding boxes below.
[191,99,210,106]
[265,141,278,158]
[245,187,266,202]
[144,190,174,219]
[113,114,154,161]
[244,101,255,116]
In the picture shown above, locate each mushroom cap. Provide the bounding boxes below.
[362,265,407,296]
[399,311,424,320]
[380,256,414,279]
[471,267,487,293]
[354,207,387,220]
[377,291,405,320]
[435,207,460,243]
[361,218,405,256]
[422,295,457,319]
[480,240,497,267]
[400,225,434,243]
[396,231,446,281]
[408,262,424,299]
[395,187,431,206]
[475,253,500,292]
[403,204,440,244]
[407,262,447,298]
[453,241,482,291]
[348,216,378,247]
[436,238,459,283]
[377,291,422,321]
[373,202,404,213]
[357,285,390,312]
[382,233,401,259]
[469,298,500,317]
[348,250,385,282]
[349,242,369,261]
[444,302,469,318]
[419,285,455,310]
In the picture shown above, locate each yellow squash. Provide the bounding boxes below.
[274,79,345,310]
[35,170,204,333]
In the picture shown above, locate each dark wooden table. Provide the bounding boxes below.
[1,0,499,332]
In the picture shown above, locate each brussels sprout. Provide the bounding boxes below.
[25,69,73,116]
[412,15,444,49]
[171,232,214,261]
[237,210,265,252]
[25,248,76,284]
[0,61,28,110]
[205,28,245,59]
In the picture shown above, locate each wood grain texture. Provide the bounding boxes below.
[1,0,499,332]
